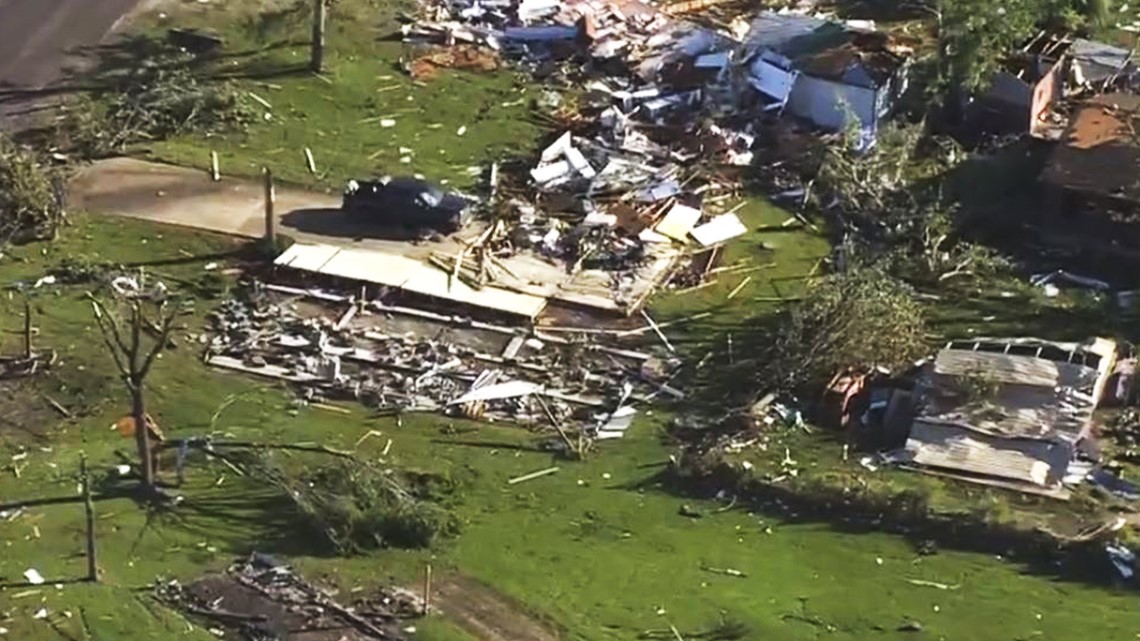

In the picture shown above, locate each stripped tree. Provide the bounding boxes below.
[90,285,182,495]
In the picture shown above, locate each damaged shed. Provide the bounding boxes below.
[901,337,1117,496]
[738,12,909,138]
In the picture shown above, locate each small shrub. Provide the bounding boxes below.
[0,135,65,246]
[293,460,461,554]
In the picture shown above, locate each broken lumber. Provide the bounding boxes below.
[905,578,960,590]
[304,147,317,174]
[640,310,676,354]
[726,275,752,300]
[42,394,71,418]
[507,466,559,485]
[702,566,747,578]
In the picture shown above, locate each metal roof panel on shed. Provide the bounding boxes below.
[905,419,1071,487]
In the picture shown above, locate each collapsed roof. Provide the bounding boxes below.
[902,337,1117,493]
[1040,93,1140,203]
[739,12,908,88]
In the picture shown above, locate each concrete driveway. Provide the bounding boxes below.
[70,157,474,257]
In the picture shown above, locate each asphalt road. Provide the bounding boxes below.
[0,0,141,128]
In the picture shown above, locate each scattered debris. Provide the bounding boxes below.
[678,504,703,518]
[410,45,501,80]
[1106,543,1136,580]
[906,578,960,590]
[1030,270,1110,292]
[203,283,678,450]
[157,553,422,641]
[900,336,1118,498]
[701,566,747,578]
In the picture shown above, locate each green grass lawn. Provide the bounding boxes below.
[12,0,1136,638]
[110,0,544,191]
[0,216,1138,641]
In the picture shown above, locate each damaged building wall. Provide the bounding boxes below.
[978,60,1063,135]
[739,11,908,135]
[784,72,880,132]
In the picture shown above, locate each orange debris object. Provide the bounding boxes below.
[112,414,165,442]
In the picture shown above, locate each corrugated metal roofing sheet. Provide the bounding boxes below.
[904,420,1070,486]
[932,349,1098,391]
[1071,38,1133,77]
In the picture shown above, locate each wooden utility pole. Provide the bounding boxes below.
[310,0,327,73]
[81,454,98,582]
[23,299,32,359]
[263,167,276,245]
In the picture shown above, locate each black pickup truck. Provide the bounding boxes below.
[341,177,471,233]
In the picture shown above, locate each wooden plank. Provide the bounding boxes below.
[507,466,559,485]
[501,336,525,359]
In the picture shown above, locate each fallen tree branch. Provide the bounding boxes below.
[163,438,356,459]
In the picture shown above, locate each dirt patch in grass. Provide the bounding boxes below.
[431,574,560,641]
[0,379,68,442]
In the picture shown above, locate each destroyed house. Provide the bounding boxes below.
[1039,93,1140,252]
[974,34,1136,138]
[738,12,909,137]
[975,33,1069,138]
[902,337,1117,495]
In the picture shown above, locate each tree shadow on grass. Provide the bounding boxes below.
[0,32,310,114]
[0,576,89,590]
[0,484,135,512]
[159,484,342,558]
[614,465,1130,594]
[431,438,551,454]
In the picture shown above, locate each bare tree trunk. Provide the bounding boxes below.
[132,386,154,491]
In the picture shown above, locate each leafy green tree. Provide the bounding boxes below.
[761,268,929,393]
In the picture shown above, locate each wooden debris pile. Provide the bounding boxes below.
[156,553,422,641]
[409,44,501,80]
[203,283,682,453]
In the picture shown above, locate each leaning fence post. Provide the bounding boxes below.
[23,299,32,359]
[423,563,432,616]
